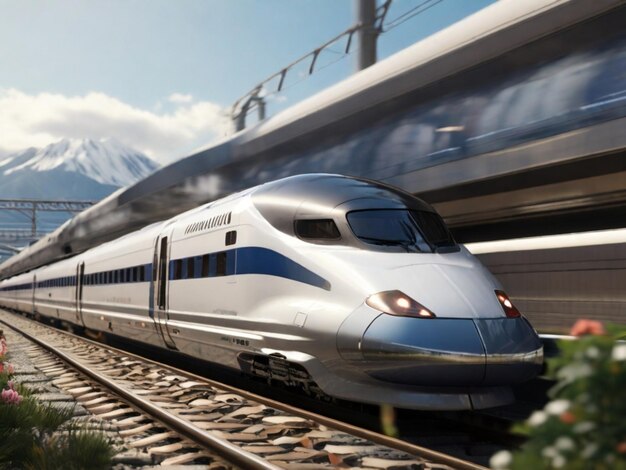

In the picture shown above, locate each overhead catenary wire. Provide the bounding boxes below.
[231,0,447,130]
[383,0,443,31]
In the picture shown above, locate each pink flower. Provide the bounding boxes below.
[0,338,7,357]
[1,387,22,405]
[570,319,606,337]
[6,363,14,375]
[560,411,577,424]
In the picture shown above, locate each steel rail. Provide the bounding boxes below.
[0,316,281,470]
[2,312,488,470]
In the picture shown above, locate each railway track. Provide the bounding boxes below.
[0,309,488,470]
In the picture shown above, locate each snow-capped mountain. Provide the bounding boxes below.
[0,139,160,256]
[1,138,159,188]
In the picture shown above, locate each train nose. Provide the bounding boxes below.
[338,309,543,387]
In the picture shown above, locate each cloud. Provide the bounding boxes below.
[0,88,231,164]
[168,92,193,104]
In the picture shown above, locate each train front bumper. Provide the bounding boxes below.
[339,313,543,387]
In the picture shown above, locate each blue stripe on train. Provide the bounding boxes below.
[169,246,330,291]
[235,247,330,291]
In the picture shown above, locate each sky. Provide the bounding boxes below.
[0,0,495,165]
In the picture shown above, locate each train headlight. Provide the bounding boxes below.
[495,290,521,318]
[366,290,436,318]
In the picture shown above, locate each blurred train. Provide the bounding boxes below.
[0,175,543,410]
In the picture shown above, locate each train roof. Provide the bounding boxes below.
[252,174,432,211]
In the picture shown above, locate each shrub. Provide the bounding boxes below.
[491,321,626,470]
[0,330,116,469]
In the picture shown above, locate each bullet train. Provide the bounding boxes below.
[0,175,543,410]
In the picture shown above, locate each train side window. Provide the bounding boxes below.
[187,257,195,279]
[208,254,217,276]
[295,219,340,240]
[194,256,202,278]
[201,255,210,277]
[216,252,227,276]
[225,231,237,246]
[174,259,183,280]
[226,251,236,275]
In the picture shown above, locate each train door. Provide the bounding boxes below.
[75,262,85,325]
[31,275,36,314]
[151,232,177,349]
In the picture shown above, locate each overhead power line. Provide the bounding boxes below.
[230,0,447,132]
[230,0,392,132]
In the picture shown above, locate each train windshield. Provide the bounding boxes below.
[347,210,457,253]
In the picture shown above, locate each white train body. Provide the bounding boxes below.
[0,175,543,410]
